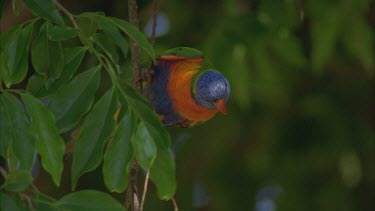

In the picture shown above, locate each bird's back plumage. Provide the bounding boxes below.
[149,56,218,126]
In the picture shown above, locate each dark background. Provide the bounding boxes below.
[1,0,374,210]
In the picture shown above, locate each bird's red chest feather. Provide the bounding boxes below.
[166,58,218,123]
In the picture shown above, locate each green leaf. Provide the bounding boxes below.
[22,0,64,25]
[0,192,20,211]
[48,66,101,132]
[94,16,128,58]
[12,0,20,16]
[71,88,117,189]
[25,74,45,96]
[27,47,88,97]
[1,22,34,88]
[48,24,78,41]
[20,93,65,186]
[31,22,64,87]
[163,47,203,58]
[132,121,157,169]
[76,15,99,37]
[3,170,33,192]
[119,81,170,149]
[103,110,135,192]
[31,192,57,211]
[111,17,155,60]
[150,148,176,200]
[343,14,374,75]
[308,2,343,72]
[54,190,125,211]
[1,93,35,171]
[91,33,119,63]
[60,47,88,81]
[0,94,12,157]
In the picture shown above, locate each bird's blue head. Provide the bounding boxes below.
[194,70,230,114]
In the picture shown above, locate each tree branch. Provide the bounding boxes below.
[128,0,142,92]
[125,160,140,210]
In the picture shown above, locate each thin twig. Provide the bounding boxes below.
[150,0,159,46]
[19,193,35,210]
[172,197,179,211]
[52,0,79,30]
[139,170,150,211]
[0,166,8,177]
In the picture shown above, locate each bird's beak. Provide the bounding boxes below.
[214,99,227,115]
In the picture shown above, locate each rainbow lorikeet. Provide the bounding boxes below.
[148,48,230,127]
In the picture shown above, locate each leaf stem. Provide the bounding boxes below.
[52,0,79,30]
[172,197,179,211]
[139,170,150,211]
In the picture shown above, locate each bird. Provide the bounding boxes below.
[147,47,230,127]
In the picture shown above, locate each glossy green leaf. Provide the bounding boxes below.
[103,110,135,192]
[27,47,88,97]
[25,74,45,96]
[1,93,35,171]
[48,24,78,41]
[71,88,117,189]
[0,192,20,211]
[94,15,128,58]
[150,148,176,200]
[31,22,64,87]
[23,0,64,25]
[54,190,125,211]
[3,170,33,192]
[132,121,157,169]
[119,81,171,149]
[1,22,34,88]
[48,66,101,132]
[0,94,12,157]
[91,33,119,63]
[111,17,155,60]
[60,47,88,81]
[76,15,99,37]
[20,93,65,186]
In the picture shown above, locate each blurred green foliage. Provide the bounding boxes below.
[144,0,374,210]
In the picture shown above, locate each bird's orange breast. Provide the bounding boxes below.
[167,58,218,124]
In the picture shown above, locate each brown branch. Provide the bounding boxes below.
[128,0,142,92]
[125,160,140,210]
